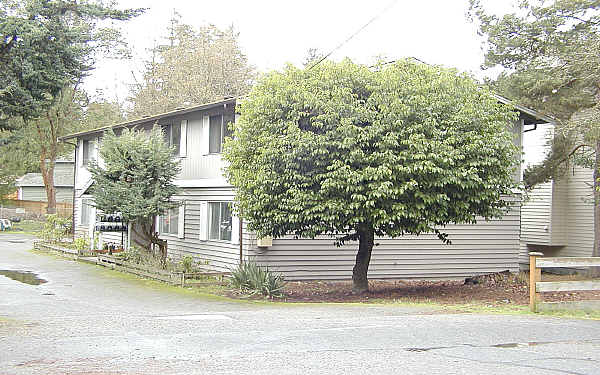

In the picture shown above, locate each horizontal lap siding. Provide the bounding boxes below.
[248,203,521,281]
[162,187,240,272]
[564,167,594,257]
[73,192,87,238]
[521,182,552,245]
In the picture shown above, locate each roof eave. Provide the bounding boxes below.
[493,94,555,125]
[59,98,238,141]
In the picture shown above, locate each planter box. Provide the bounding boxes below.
[34,241,93,258]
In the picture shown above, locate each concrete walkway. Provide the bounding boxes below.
[1,234,599,374]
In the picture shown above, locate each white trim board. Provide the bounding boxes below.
[174,179,232,188]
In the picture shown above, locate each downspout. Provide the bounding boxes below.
[239,216,243,264]
[59,138,77,238]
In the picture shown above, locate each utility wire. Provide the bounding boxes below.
[307,0,400,70]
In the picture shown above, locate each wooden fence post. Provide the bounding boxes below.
[529,252,544,312]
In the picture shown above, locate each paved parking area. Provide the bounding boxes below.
[1,234,599,374]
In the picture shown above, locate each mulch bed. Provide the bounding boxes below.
[275,271,600,305]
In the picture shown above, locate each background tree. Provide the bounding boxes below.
[0,87,124,214]
[129,17,255,117]
[88,126,180,264]
[0,0,143,130]
[224,59,519,293]
[0,0,141,213]
[470,0,600,269]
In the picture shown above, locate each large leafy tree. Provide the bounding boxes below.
[0,0,143,129]
[129,17,255,118]
[470,0,600,267]
[224,59,519,293]
[88,126,180,263]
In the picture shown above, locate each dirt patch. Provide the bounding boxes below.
[258,271,600,305]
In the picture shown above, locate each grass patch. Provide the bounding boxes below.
[26,247,600,319]
[0,220,44,236]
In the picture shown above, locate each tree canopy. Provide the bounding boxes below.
[128,17,255,118]
[224,59,520,292]
[0,0,143,129]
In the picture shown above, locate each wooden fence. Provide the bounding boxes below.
[529,252,600,312]
[1,199,72,217]
[96,254,229,287]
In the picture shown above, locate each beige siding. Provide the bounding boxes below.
[21,186,73,203]
[162,187,241,272]
[247,201,521,281]
[177,105,234,181]
[563,166,594,257]
[550,179,569,245]
[521,182,553,245]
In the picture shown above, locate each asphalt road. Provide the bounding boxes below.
[1,234,599,375]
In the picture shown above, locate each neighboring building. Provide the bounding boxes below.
[61,97,551,281]
[519,120,594,267]
[15,158,74,203]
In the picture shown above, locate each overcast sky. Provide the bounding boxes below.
[86,0,516,102]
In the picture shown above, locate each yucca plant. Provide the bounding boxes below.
[229,261,286,297]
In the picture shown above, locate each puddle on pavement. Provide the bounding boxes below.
[155,314,232,321]
[0,270,47,285]
[405,340,596,353]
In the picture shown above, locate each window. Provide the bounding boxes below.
[160,207,179,236]
[162,123,181,156]
[209,202,232,241]
[82,140,90,165]
[81,199,92,226]
[208,114,233,154]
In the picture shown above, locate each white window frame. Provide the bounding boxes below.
[81,140,90,165]
[159,206,180,237]
[208,201,233,242]
[207,114,234,154]
[161,122,182,157]
[80,198,92,226]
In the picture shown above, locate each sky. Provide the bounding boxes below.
[86,0,516,102]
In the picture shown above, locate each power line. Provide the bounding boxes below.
[307,0,400,70]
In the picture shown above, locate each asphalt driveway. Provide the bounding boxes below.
[1,234,599,375]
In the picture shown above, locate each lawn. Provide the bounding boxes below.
[0,220,44,235]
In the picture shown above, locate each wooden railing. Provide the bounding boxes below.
[529,252,600,312]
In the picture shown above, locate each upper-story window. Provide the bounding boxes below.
[209,114,233,154]
[162,123,181,156]
[82,140,90,165]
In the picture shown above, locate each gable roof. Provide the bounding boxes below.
[59,98,237,141]
[16,169,74,188]
[59,94,553,141]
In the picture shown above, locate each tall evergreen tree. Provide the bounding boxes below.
[470,0,600,269]
[88,126,181,264]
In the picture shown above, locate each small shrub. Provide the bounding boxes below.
[230,261,286,297]
[118,246,162,268]
[73,237,89,250]
[181,255,195,273]
[41,214,71,243]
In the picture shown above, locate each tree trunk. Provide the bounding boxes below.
[40,158,57,215]
[130,217,168,268]
[592,140,600,277]
[352,226,375,294]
